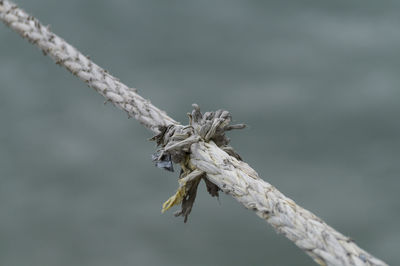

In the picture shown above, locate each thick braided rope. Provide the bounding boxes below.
[190,141,387,266]
[0,0,177,133]
[0,1,387,265]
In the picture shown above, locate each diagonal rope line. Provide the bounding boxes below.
[0,0,177,133]
[0,1,387,265]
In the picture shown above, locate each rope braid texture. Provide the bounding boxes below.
[0,1,387,265]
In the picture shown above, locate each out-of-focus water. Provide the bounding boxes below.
[1,0,399,265]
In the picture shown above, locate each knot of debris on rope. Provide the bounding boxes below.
[150,104,245,222]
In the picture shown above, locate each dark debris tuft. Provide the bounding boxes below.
[150,104,245,222]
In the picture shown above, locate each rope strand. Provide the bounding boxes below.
[0,0,176,133]
[0,1,387,265]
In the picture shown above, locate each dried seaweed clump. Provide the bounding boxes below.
[150,104,245,222]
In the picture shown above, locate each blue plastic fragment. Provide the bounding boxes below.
[152,152,174,172]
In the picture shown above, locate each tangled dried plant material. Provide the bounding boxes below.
[151,104,245,222]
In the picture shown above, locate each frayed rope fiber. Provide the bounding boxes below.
[0,1,388,265]
[151,104,245,222]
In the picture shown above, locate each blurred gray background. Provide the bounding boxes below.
[1,0,399,265]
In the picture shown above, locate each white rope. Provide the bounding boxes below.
[0,1,388,265]
[191,141,386,266]
[0,0,176,133]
